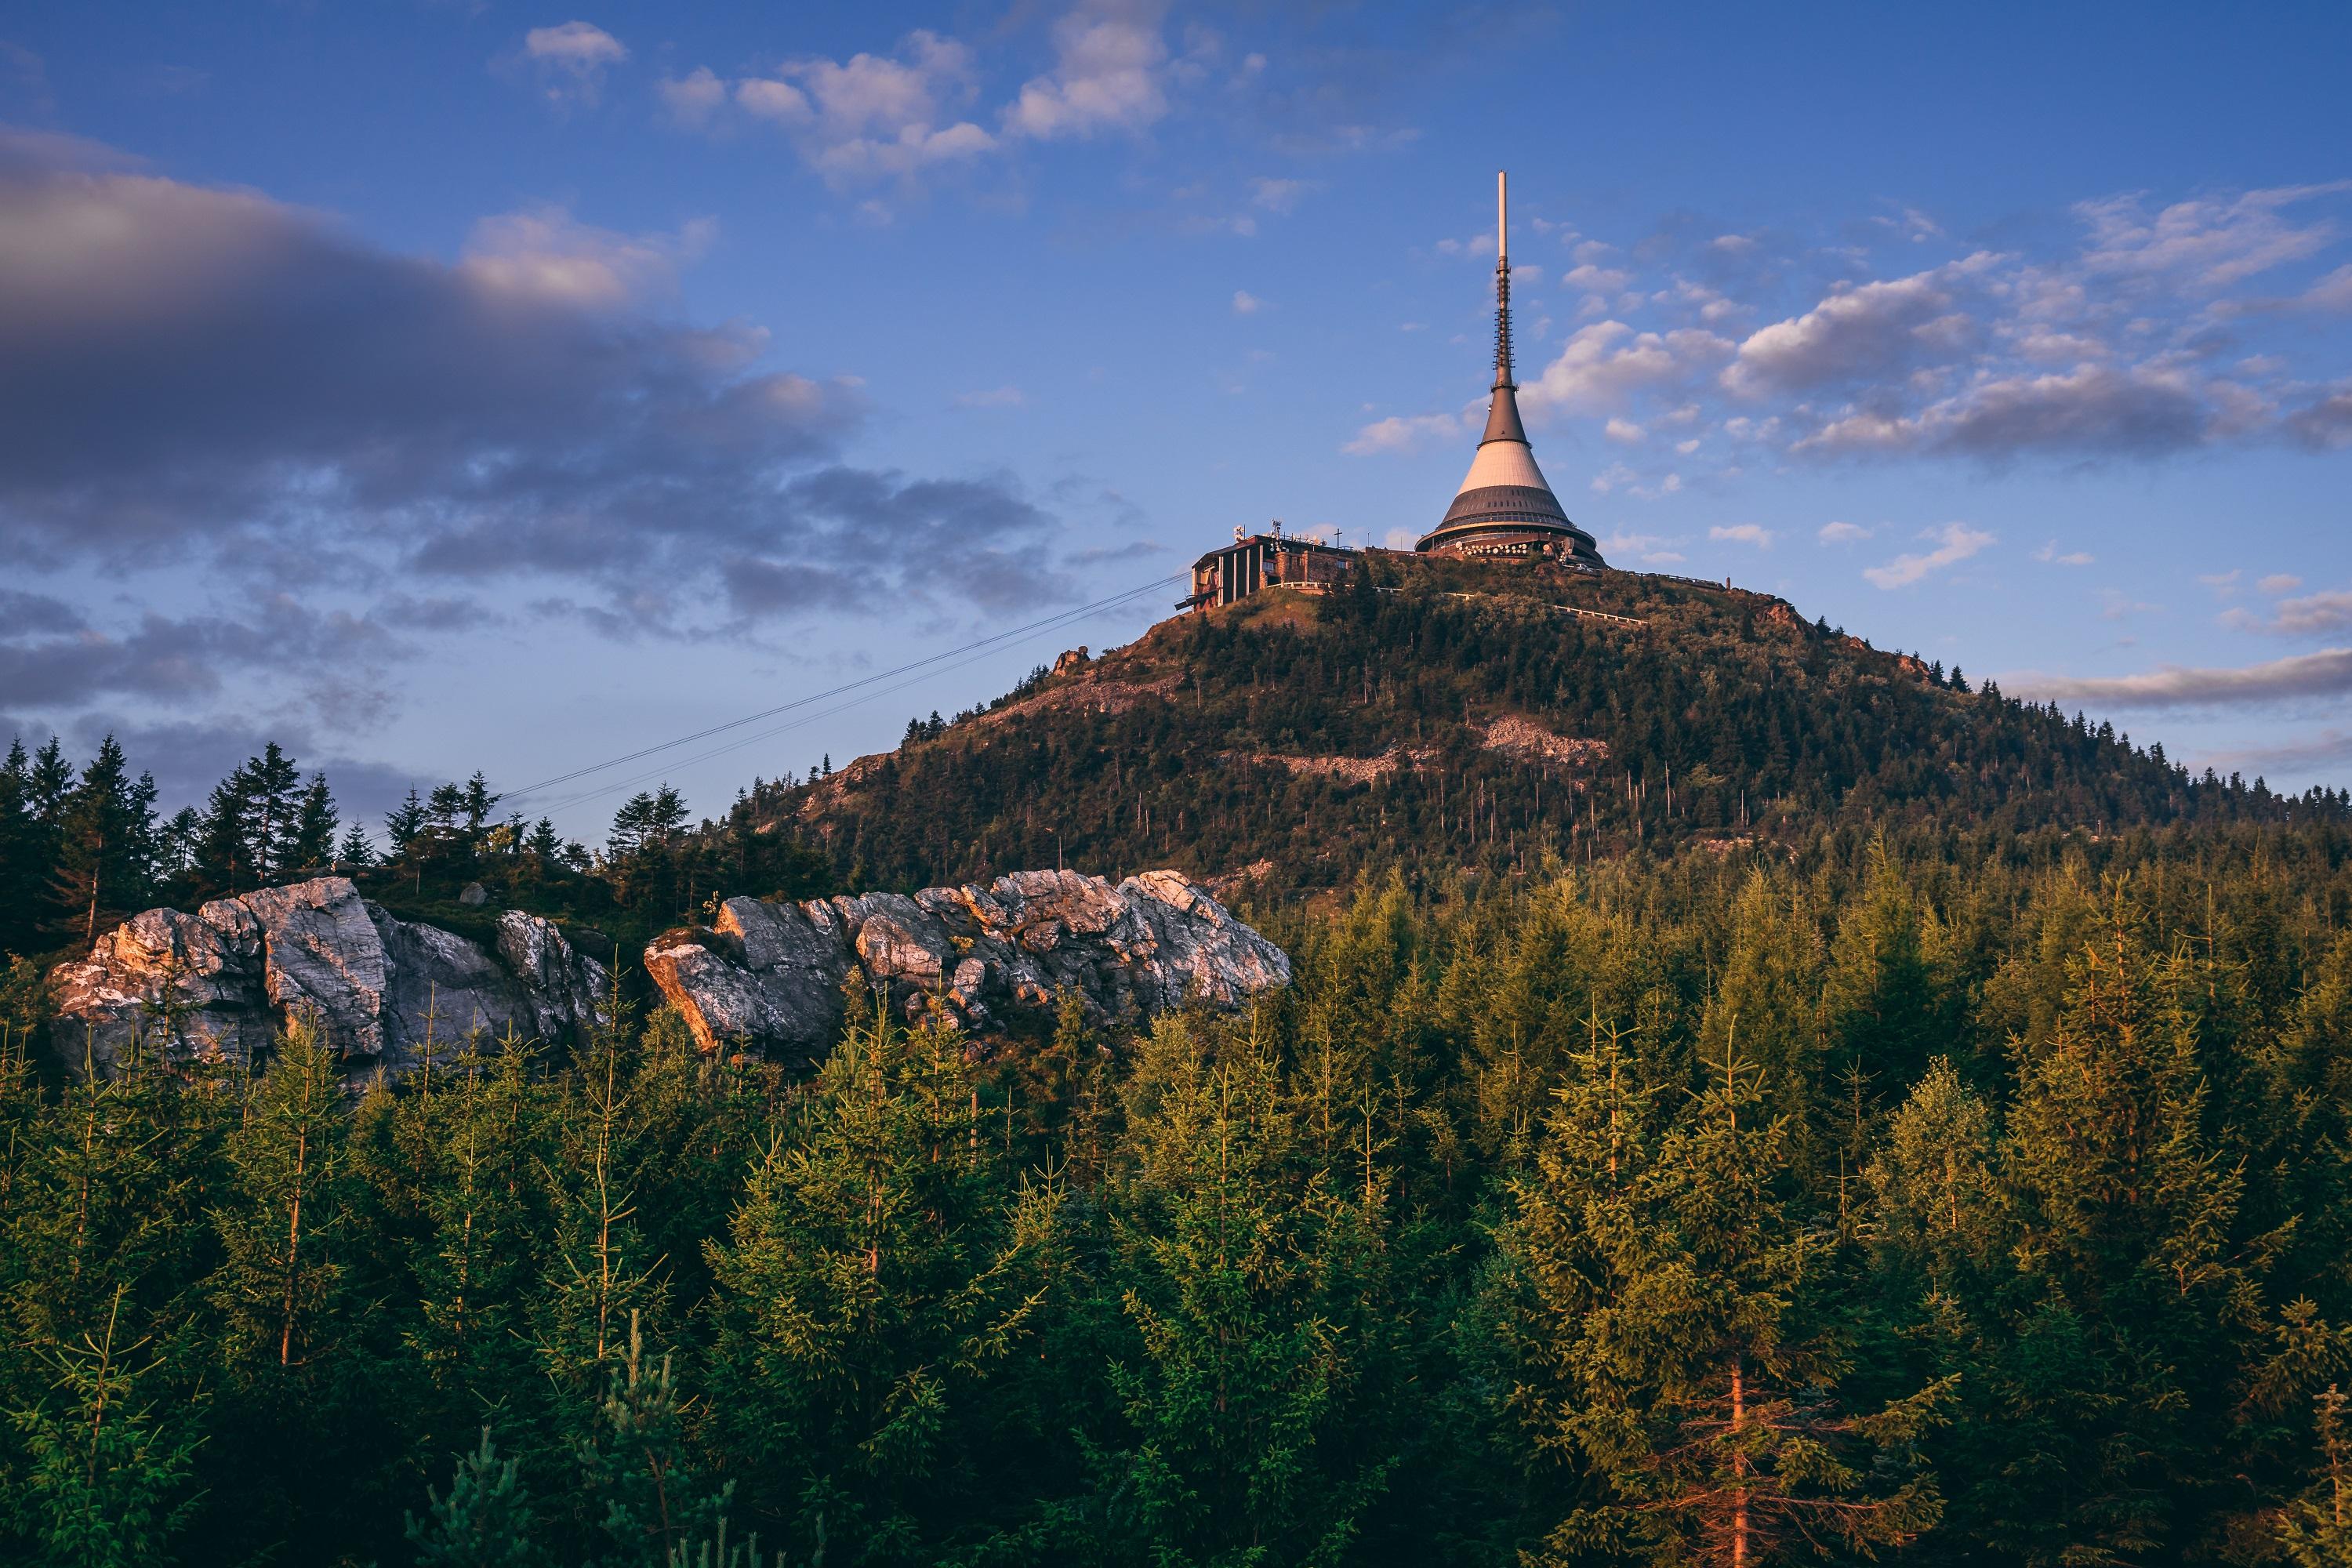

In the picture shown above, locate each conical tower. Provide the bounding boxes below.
[1416,172,1606,566]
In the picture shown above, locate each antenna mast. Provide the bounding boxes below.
[1494,169,1514,389]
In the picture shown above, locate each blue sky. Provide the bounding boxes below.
[3,1,2350,841]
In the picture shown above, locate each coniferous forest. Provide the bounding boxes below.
[3,577,2352,1566]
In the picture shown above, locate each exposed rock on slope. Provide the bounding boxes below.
[644,868,1290,1062]
[47,877,609,1080]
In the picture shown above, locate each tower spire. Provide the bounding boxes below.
[1415,169,1606,567]
[1494,169,1513,390]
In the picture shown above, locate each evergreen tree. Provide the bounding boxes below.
[1092,1016,1406,1566]
[1502,1035,1946,1566]
[236,743,304,883]
[337,820,376,868]
[0,740,46,957]
[210,1015,353,1373]
[707,1001,1046,1560]
[407,1427,548,1568]
[45,739,157,948]
[288,771,338,874]
[2278,1387,2352,1568]
[387,789,430,858]
[5,1290,203,1567]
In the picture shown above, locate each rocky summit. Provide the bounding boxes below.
[47,868,1290,1080]
[47,876,611,1081]
[644,867,1292,1062]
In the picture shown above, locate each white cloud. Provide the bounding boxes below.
[1344,410,1468,456]
[1003,0,1172,140]
[515,20,628,109]
[1598,530,1686,566]
[1674,437,1700,455]
[1797,361,2228,459]
[2287,389,2352,450]
[1722,254,1997,397]
[656,66,726,127]
[1710,524,1774,548]
[2260,573,2305,594]
[1231,289,1265,315]
[1603,417,1644,444]
[2013,648,2352,710]
[1564,263,1630,292]
[1519,321,1733,416]
[1249,176,1308,213]
[1864,523,1992,589]
[459,207,714,307]
[2229,588,2352,637]
[2075,182,2352,289]
[1817,521,1871,544]
[2032,540,2095,566]
[715,31,995,183]
[2303,264,2352,311]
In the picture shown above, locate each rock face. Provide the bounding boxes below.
[645,868,1290,1062]
[47,877,610,1081]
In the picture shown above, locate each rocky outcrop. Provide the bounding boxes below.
[47,877,610,1081]
[645,868,1290,1062]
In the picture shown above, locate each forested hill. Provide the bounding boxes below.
[757,557,2339,899]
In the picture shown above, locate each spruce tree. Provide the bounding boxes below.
[1503,1033,1946,1566]
[407,1426,548,1568]
[289,771,339,875]
[706,1000,1045,1559]
[210,1014,353,1373]
[5,1289,203,1568]
[45,738,158,948]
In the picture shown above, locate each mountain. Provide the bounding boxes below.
[753,554,2330,902]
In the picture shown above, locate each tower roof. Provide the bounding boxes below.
[1416,172,1606,567]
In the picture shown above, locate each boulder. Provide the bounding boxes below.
[644,868,1290,1060]
[47,877,611,1083]
[642,896,854,1062]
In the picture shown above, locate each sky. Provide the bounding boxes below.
[3,0,2350,844]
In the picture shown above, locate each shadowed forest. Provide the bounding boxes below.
[5,822,2352,1566]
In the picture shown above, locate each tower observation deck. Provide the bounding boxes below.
[1416,172,1606,567]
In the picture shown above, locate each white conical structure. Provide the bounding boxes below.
[1417,172,1605,565]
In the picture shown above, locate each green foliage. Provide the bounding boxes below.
[7,784,2352,1564]
[408,1426,548,1568]
[5,1290,203,1568]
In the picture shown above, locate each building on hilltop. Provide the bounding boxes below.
[1185,172,1604,614]
[1181,522,1362,612]
[1416,172,1605,568]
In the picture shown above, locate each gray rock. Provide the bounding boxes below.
[639,897,855,1061]
[458,881,488,906]
[644,869,1290,1061]
[45,904,268,1075]
[48,877,615,1083]
[496,912,614,1040]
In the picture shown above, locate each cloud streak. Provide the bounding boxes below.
[2013,648,2352,709]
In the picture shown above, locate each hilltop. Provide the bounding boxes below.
[750,554,2329,902]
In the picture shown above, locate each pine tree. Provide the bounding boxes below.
[5,1289,203,1568]
[194,761,256,896]
[574,1312,730,1567]
[0,739,46,957]
[211,1015,352,1372]
[337,820,376,868]
[288,771,338,874]
[407,1427,549,1568]
[1504,1034,1947,1566]
[706,1001,1046,1557]
[45,739,157,948]
[1091,1014,1405,1565]
[237,743,304,883]
[2278,1387,2352,1568]
[387,789,430,858]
